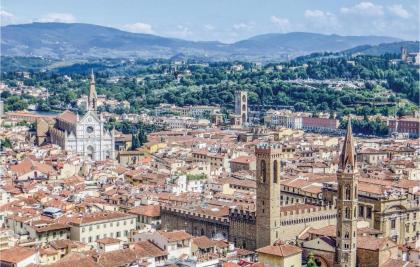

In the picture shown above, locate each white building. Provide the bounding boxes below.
[68,212,136,247]
[50,71,115,161]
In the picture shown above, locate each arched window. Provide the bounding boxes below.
[345,232,349,238]
[345,207,350,219]
[273,160,278,183]
[345,185,351,200]
[260,160,267,183]
[354,185,357,198]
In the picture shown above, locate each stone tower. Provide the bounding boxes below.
[401,47,408,62]
[235,91,248,125]
[335,121,358,267]
[88,69,97,111]
[255,143,282,249]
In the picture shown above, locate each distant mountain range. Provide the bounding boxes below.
[1,22,406,61]
[343,41,420,56]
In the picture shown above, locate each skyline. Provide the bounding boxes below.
[1,0,419,43]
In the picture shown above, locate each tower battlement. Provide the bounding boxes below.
[229,204,336,223]
[255,143,282,155]
[162,205,229,224]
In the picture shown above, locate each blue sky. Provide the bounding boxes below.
[1,0,418,42]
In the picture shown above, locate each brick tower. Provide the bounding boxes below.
[335,121,358,267]
[255,143,282,249]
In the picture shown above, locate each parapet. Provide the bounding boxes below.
[161,205,229,224]
[255,143,283,155]
[280,205,336,217]
[228,206,256,221]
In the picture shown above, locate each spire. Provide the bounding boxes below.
[90,68,95,82]
[88,69,97,111]
[339,119,356,170]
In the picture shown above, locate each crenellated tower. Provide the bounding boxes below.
[335,121,358,267]
[255,143,282,249]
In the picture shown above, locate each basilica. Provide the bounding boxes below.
[49,71,115,160]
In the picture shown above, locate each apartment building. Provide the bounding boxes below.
[68,212,137,246]
[133,230,192,259]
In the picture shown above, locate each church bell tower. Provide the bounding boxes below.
[255,142,282,249]
[335,121,358,267]
[88,69,97,112]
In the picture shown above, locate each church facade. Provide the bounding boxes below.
[49,71,115,161]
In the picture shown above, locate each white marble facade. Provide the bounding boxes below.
[50,71,115,161]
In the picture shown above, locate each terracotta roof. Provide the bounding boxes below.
[131,240,168,258]
[96,249,137,267]
[0,246,36,264]
[33,223,70,233]
[159,230,192,242]
[97,237,121,245]
[357,236,396,251]
[50,239,86,250]
[69,212,135,225]
[41,252,100,267]
[10,158,55,176]
[307,225,337,237]
[128,205,160,217]
[57,110,77,124]
[230,156,256,164]
[256,243,302,257]
[192,236,217,249]
[220,177,256,189]
[40,247,59,256]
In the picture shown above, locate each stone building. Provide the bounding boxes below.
[160,206,230,240]
[49,71,115,160]
[229,203,336,250]
[323,179,420,245]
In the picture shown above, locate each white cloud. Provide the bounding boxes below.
[0,9,15,26]
[387,4,411,19]
[304,9,340,32]
[38,13,76,23]
[340,2,384,17]
[204,24,215,31]
[305,10,331,20]
[171,25,192,38]
[122,22,154,34]
[233,21,255,31]
[270,16,290,32]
